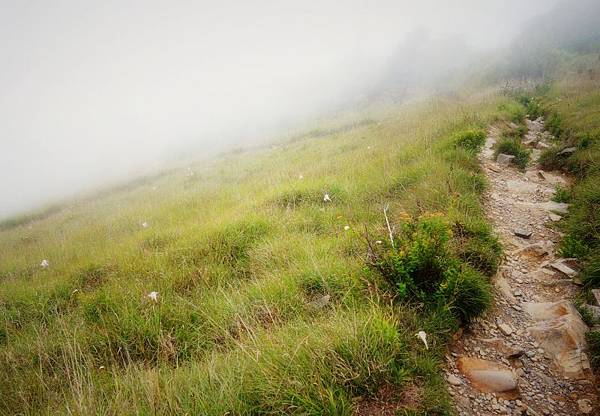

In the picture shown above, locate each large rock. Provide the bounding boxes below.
[515,241,553,258]
[549,259,578,278]
[496,153,515,165]
[558,146,577,156]
[507,180,537,193]
[457,357,519,398]
[524,300,591,379]
[538,201,570,214]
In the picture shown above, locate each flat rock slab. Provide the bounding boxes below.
[525,169,567,185]
[537,201,570,214]
[549,213,562,222]
[514,228,532,239]
[549,260,577,277]
[506,180,538,193]
[496,153,515,165]
[515,241,553,258]
[558,146,577,155]
[457,357,519,399]
[524,300,591,379]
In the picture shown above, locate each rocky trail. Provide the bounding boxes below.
[446,118,599,415]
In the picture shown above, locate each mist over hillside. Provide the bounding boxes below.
[2,1,600,414]
[0,0,559,219]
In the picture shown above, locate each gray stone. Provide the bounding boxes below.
[497,153,516,165]
[514,228,533,239]
[498,322,514,336]
[558,147,577,156]
[538,201,570,214]
[447,373,462,386]
[549,213,562,222]
[549,261,577,278]
[536,141,551,150]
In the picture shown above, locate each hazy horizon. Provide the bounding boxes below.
[0,0,558,218]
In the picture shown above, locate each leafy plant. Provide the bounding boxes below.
[453,129,486,153]
[371,217,492,324]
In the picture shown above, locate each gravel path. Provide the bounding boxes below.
[447,119,599,415]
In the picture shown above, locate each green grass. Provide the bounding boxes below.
[552,185,572,203]
[0,93,512,414]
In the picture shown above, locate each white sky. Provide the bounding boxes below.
[0,0,557,217]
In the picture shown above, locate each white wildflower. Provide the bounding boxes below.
[375,240,383,244]
[298,174,304,180]
[323,193,331,202]
[141,221,149,229]
[147,291,159,302]
[416,331,428,350]
[344,225,350,231]
[40,259,49,268]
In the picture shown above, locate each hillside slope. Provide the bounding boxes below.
[0,91,519,415]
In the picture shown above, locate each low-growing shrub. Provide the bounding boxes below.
[453,129,486,153]
[561,177,600,256]
[439,266,492,324]
[373,217,455,300]
[494,137,530,169]
[371,217,492,324]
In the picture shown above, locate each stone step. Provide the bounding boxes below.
[456,357,519,399]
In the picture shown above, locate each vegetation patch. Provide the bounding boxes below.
[369,217,492,324]
[494,136,530,169]
[0,96,504,414]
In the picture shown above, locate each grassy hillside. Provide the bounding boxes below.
[0,92,518,415]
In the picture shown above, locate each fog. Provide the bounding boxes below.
[0,0,558,218]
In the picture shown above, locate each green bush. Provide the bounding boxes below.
[453,129,486,153]
[374,217,456,300]
[439,266,492,324]
[371,217,492,323]
[494,137,530,169]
